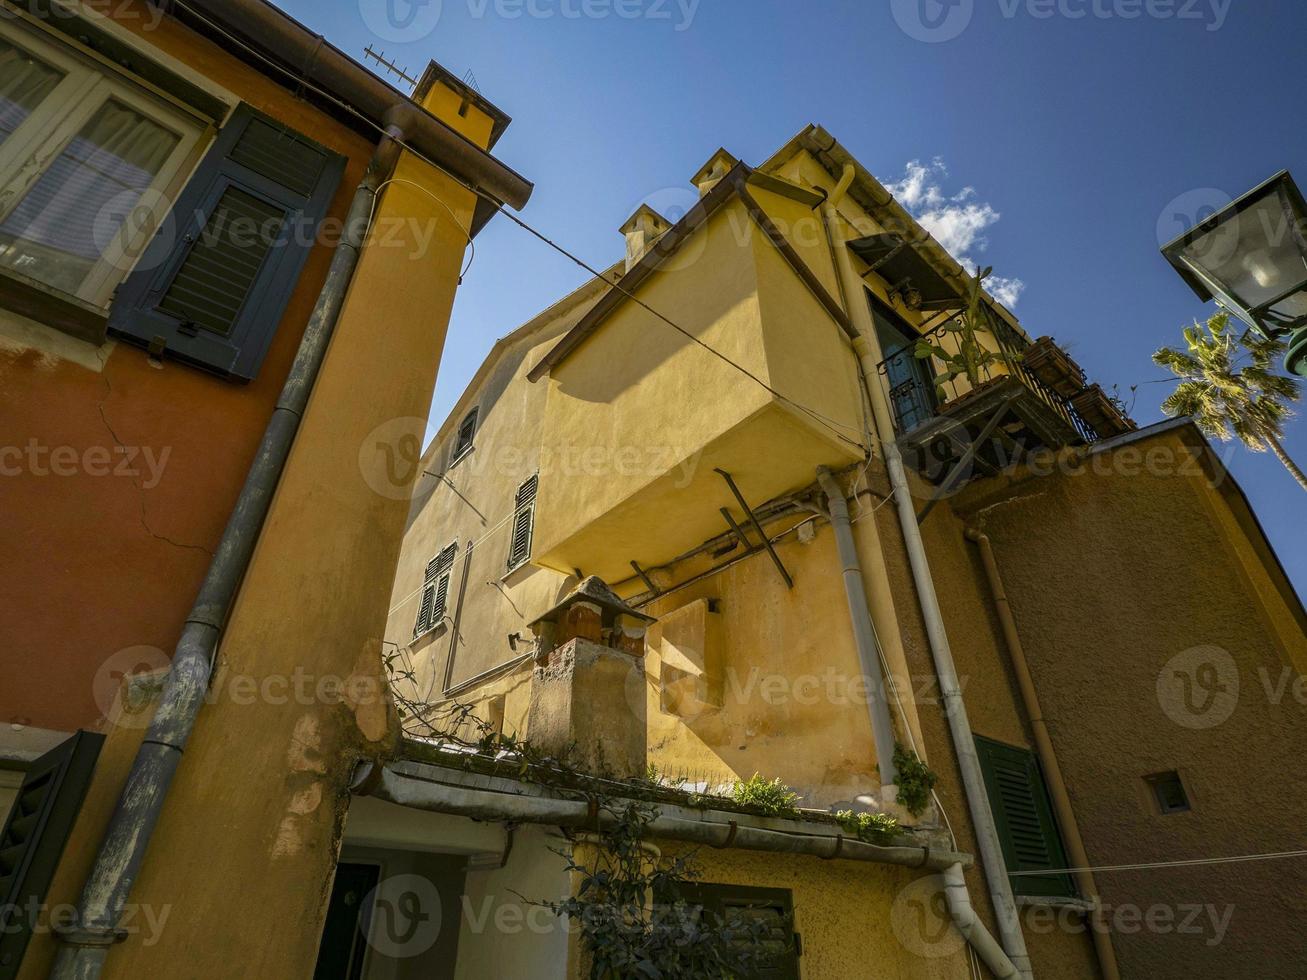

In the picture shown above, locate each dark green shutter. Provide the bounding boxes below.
[414,544,459,637]
[974,735,1076,899]
[452,409,478,461]
[108,103,345,382]
[675,884,800,980]
[0,732,105,978]
[506,475,538,571]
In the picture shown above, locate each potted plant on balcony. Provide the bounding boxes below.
[1069,383,1136,438]
[1023,337,1088,399]
[913,266,1015,404]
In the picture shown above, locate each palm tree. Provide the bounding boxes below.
[1154,311,1305,490]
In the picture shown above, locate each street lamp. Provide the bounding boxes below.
[1161,171,1307,377]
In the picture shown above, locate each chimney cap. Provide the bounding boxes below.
[620,203,671,235]
[691,148,740,190]
[529,576,655,631]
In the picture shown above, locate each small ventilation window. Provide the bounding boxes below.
[1146,772,1191,815]
[452,408,478,463]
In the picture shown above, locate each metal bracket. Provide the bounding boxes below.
[715,469,793,589]
[916,394,1020,525]
[629,560,658,597]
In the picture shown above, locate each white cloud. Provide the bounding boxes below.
[883,158,1025,308]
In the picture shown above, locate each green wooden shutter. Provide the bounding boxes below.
[676,883,801,980]
[974,735,1076,899]
[0,732,105,978]
[414,544,459,637]
[506,475,538,572]
[108,104,345,382]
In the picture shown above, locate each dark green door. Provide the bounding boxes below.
[313,863,380,980]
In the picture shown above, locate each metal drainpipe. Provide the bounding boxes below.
[966,528,1121,980]
[814,467,898,789]
[819,165,1034,980]
[51,129,405,980]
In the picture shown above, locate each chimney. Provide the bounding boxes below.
[526,577,654,778]
[691,148,739,196]
[619,204,672,272]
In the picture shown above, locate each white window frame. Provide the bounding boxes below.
[0,20,207,309]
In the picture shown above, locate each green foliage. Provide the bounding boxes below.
[892,744,938,817]
[730,774,801,817]
[539,803,782,980]
[1154,311,1304,489]
[913,266,1015,401]
[835,809,899,845]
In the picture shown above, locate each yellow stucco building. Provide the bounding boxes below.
[365,128,1306,980]
[4,6,1303,973]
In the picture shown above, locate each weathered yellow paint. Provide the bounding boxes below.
[661,844,971,980]
[378,137,1307,980]
[38,72,500,979]
[532,195,863,585]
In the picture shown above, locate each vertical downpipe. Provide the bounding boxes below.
[819,166,1034,980]
[51,130,405,980]
[815,466,898,790]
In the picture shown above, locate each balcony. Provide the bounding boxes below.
[877,314,1134,486]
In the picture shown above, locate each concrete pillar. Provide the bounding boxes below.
[527,638,647,780]
[84,85,490,980]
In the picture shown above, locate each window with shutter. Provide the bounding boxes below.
[0,732,104,977]
[974,735,1076,899]
[506,475,538,572]
[414,542,458,639]
[108,103,345,382]
[451,409,478,464]
[673,884,800,980]
[0,19,207,340]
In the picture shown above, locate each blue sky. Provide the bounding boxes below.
[280,0,1305,593]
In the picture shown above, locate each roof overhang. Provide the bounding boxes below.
[150,0,531,233]
[762,125,1030,339]
[848,233,964,311]
[526,163,854,382]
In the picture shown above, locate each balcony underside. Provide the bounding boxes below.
[896,376,1085,485]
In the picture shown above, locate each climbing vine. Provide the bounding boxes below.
[375,671,797,977]
[538,802,783,980]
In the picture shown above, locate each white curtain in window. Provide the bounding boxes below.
[0,99,178,295]
[0,39,63,146]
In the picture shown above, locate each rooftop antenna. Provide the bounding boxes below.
[363,46,418,91]
[461,69,481,94]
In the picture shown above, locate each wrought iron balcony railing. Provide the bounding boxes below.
[877,315,1102,447]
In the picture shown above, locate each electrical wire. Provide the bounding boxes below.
[171,0,866,453]
[386,498,519,615]
[370,176,476,279]
[1008,848,1307,877]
